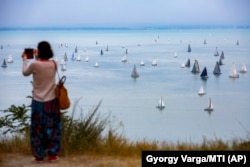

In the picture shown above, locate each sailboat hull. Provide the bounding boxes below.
[204,108,213,111]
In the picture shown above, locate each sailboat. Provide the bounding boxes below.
[7,54,14,63]
[229,63,239,78]
[187,44,191,52]
[181,62,185,68]
[214,47,219,56]
[71,52,76,60]
[173,51,177,58]
[220,51,225,59]
[239,63,247,73]
[1,59,7,68]
[64,52,68,61]
[121,54,127,63]
[200,67,209,80]
[218,58,224,65]
[131,64,139,79]
[61,64,66,71]
[75,46,78,53]
[204,98,214,112]
[151,58,157,66]
[185,58,191,67]
[213,61,222,75]
[236,40,239,46]
[156,97,165,110]
[198,85,206,96]
[76,54,81,61]
[85,56,89,62]
[106,45,109,52]
[94,62,99,68]
[191,60,200,74]
[140,60,145,66]
[204,39,206,45]
[100,49,103,55]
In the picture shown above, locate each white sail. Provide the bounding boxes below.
[173,51,177,58]
[76,54,81,61]
[85,56,89,62]
[61,64,66,71]
[181,62,185,68]
[198,86,206,96]
[229,63,239,78]
[94,62,99,67]
[7,54,13,63]
[140,60,145,66]
[157,97,165,110]
[204,98,213,111]
[121,54,127,63]
[239,63,247,73]
[151,58,157,66]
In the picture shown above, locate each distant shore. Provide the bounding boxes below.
[0,25,250,31]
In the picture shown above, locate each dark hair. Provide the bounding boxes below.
[37,41,53,59]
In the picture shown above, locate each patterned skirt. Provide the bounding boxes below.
[30,98,61,159]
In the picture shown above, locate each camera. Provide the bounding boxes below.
[24,48,34,59]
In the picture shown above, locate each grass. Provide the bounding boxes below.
[0,98,250,161]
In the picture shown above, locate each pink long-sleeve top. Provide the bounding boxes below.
[22,59,56,102]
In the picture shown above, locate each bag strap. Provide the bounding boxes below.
[52,60,61,81]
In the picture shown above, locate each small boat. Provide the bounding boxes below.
[229,63,239,78]
[220,51,225,59]
[173,51,177,58]
[94,62,99,68]
[131,64,139,79]
[239,63,247,73]
[156,97,165,110]
[200,67,209,80]
[181,62,185,68]
[85,56,89,62]
[187,44,191,52]
[218,58,224,65]
[198,85,206,96]
[185,58,191,67]
[1,59,7,68]
[151,58,157,66]
[204,98,214,112]
[191,59,200,74]
[61,64,66,71]
[214,47,219,56]
[64,52,68,61]
[140,60,145,66]
[121,54,127,63]
[7,54,14,63]
[213,61,222,75]
[76,54,81,61]
[71,52,76,60]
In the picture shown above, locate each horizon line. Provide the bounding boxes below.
[1,24,250,31]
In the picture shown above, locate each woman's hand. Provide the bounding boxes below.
[21,51,27,60]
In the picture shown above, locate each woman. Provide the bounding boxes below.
[22,41,61,162]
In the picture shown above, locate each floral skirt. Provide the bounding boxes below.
[31,98,61,159]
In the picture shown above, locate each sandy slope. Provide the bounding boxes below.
[1,154,140,167]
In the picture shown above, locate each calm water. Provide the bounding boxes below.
[0,28,250,143]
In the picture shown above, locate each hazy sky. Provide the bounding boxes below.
[0,0,249,28]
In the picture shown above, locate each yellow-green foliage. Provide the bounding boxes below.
[0,100,250,157]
